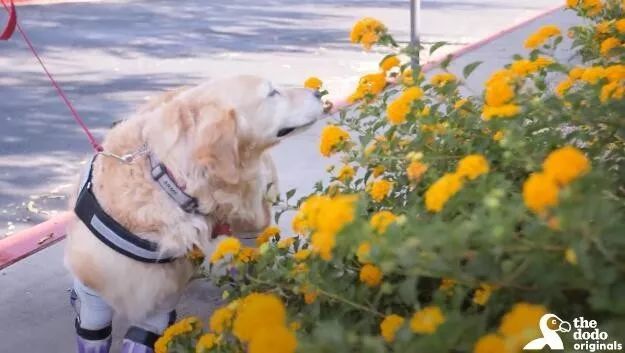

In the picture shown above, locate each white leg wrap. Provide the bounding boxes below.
[73,279,114,331]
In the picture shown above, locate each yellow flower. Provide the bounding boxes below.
[293,249,312,262]
[195,333,218,353]
[209,306,234,333]
[233,293,286,342]
[304,77,322,90]
[439,278,456,292]
[380,55,400,72]
[482,104,520,120]
[278,237,295,249]
[401,68,422,86]
[548,216,561,231]
[257,226,279,245]
[456,154,490,181]
[368,179,393,202]
[410,306,445,334]
[555,78,574,97]
[510,59,536,76]
[430,72,457,87]
[580,66,605,84]
[311,231,336,261]
[350,17,386,50]
[600,37,621,56]
[473,283,495,305]
[566,0,577,8]
[248,326,297,353]
[293,194,357,237]
[493,130,505,141]
[565,247,578,265]
[510,57,553,76]
[485,76,515,107]
[424,173,464,212]
[356,241,371,263]
[359,264,383,287]
[349,72,387,101]
[596,20,612,34]
[336,165,355,182]
[364,142,377,156]
[292,263,309,274]
[524,25,561,48]
[289,321,301,331]
[372,165,385,177]
[380,315,405,343]
[498,303,546,349]
[156,317,201,353]
[581,0,603,17]
[473,334,507,353]
[406,160,428,182]
[369,210,397,234]
[237,247,258,263]
[454,98,469,110]
[522,172,560,214]
[386,87,423,125]
[616,19,625,34]
[210,237,242,263]
[302,286,319,304]
[542,146,590,186]
[569,66,585,79]
[533,56,554,69]
[319,125,350,157]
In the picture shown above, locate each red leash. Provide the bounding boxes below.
[1,0,103,152]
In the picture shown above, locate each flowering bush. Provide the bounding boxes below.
[159,2,625,353]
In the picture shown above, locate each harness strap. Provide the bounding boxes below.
[75,319,112,341]
[75,156,176,263]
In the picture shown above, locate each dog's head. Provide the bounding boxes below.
[143,75,323,184]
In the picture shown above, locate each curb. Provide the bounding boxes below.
[0,212,72,269]
[0,4,566,270]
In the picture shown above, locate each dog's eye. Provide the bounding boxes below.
[268,89,281,97]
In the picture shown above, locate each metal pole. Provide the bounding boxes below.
[410,0,421,70]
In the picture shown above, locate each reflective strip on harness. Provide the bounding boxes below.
[74,156,176,264]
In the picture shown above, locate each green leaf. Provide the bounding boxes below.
[429,41,447,55]
[286,188,296,201]
[440,54,454,70]
[398,276,418,305]
[463,61,483,79]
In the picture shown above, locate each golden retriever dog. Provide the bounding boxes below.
[64,75,323,353]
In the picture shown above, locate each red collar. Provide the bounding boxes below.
[212,223,232,238]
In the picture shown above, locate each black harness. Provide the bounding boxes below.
[74,153,202,263]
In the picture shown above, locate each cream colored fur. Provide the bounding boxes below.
[64,75,322,323]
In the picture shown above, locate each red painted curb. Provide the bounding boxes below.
[0,4,567,270]
[0,211,73,269]
[422,4,565,71]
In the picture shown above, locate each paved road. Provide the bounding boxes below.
[0,0,562,236]
[0,1,581,352]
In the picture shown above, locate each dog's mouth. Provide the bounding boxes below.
[277,120,316,137]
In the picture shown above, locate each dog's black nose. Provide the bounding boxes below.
[313,90,322,99]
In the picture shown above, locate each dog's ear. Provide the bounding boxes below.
[193,107,240,184]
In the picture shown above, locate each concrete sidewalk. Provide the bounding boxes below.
[0,0,562,235]
[0,2,580,353]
